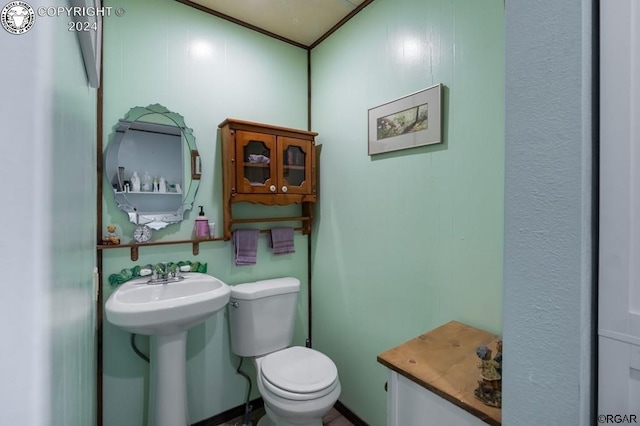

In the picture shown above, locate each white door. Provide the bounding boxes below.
[599,0,640,416]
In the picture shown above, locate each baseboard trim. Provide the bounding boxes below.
[192,397,366,426]
[192,398,264,426]
[334,400,369,426]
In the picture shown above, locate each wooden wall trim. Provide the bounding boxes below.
[335,400,369,426]
[308,0,375,50]
[176,0,308,50]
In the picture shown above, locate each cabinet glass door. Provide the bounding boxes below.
[280,137,312,194]
[236,131,276,193]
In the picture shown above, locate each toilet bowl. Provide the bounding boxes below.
[255,347,341,426]
[228,278,341,426]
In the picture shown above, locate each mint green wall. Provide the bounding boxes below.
[1,0,97,423]
[101,0,309,424]
[50,4,99,424]
[310,0,504,423]
[101,0,504,423]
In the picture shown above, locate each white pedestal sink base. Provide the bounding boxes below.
[104,273,231,426]
[148,331,189,426]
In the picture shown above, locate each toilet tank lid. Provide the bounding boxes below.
[230,277,300,300]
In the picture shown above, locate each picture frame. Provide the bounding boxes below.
[72,0,102,88]
[368,83,442,155]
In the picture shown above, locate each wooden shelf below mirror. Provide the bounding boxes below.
[97,238,223,261]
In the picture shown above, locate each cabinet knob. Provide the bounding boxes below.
[269,185,276,192]
[281,186,288,193]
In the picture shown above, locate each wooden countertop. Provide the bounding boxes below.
[377,321,502,426]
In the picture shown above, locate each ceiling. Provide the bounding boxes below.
[177,0,373,49]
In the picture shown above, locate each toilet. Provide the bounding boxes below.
[228,277,341,426]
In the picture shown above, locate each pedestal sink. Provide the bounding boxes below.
[105,272,230,426]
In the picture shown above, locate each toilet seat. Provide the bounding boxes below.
[260,346,338,401]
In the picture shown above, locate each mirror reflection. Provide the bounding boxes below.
[104,104,200,230]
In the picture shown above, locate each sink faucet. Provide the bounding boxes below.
[148,262,184,285]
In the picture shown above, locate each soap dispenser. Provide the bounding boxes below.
[194,206,209,239]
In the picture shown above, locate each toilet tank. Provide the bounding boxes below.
[229,277,300,357]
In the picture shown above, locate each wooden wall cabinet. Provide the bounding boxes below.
[219,119,317,240]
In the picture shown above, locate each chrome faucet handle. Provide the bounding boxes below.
[160,262,170,278]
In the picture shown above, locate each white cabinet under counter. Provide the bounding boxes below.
[378,321,501,426]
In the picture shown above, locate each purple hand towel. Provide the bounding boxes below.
[269,227,295,255]
[233,229,259,265]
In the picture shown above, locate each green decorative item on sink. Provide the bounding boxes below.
[108,260,207,286]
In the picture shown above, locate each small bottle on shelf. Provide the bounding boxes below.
[130,171,141,192]
[142,171,152,192]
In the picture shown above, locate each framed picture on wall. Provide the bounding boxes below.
[72,0,102,88]
[368,83,442,155]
